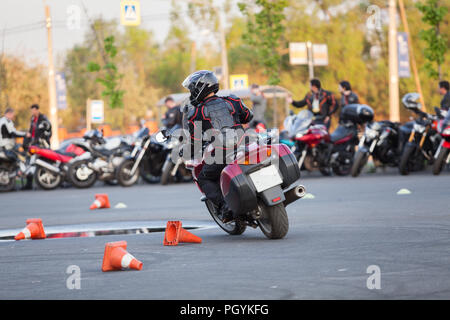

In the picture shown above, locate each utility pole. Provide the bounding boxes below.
[388,0,400,122]
[45,4,59,148]
[306,41,314,80]
[215,6,229,90]
[398,0,426,112]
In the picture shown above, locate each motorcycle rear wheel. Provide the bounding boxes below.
[205,199,246,235]
[35,166,61,190]
[432,147,450,175]
[257,202,289,239]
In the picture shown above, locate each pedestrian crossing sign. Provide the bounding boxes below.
[120,1,141,26]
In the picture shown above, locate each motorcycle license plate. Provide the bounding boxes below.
[249,165,283,192]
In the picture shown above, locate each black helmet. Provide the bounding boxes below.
[182,70,219,105]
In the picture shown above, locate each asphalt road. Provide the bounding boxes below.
[0,168,449,300]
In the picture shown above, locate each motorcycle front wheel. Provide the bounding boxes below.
[205,199,246,235]
[0,165,15,192]
[257,202,289,239]
[116,159,140,187]
[35,166,61,190]
[68,160,97,188]
[351,150,369,177]
[160,159,175,185]
[398,143,416,175]
[432,147,450,175]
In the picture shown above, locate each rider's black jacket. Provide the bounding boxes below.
[163,105,183,129]
[441,91,450,111]
[183,94,253,156]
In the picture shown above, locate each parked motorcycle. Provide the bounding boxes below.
[432,108,450,175]
[160,133,192,185]
[29,142,84,190]
[351,120,400,177]
[67,130,133,188]
[156,130,306,239]
[0,145,36,192]
[116,128,168,187]
[285,104,373,176]
[398,93,441,175]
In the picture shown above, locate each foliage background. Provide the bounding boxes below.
[0,0,448,132]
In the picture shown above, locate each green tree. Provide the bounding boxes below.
[416,0,448,79]
[238,0,289,85]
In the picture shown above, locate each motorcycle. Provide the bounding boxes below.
[432,108,450,175]
[116,128,168,187]
[29,142,84,190]
[160,133,192,185]
[285,104,373,176]
[67,130,133,188]
[351,120,400,177]
[398,100,441,175]
[0,145,36,192]
[156,129,306,239]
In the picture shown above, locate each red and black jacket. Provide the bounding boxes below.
[292,89,338,118]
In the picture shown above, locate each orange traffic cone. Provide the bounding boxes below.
[102,241,143,272]
[15,218,46,240]
[90,194,110,210]
[163,221,202,246]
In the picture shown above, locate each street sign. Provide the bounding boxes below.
[55,72,67,110]
[229,74,248,90]
[120,1,141,26]
[289,42,308,65]
[397,32,411,78]
[90,100,104,124]
[312,44,328,66]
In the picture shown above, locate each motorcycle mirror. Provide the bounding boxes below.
[155,131,168,143]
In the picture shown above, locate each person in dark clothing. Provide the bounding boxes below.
[162,96,183,131]
[339,80,359,108]
[287,78,337,129]
[249,84,267,130]
[182,70,253,222]
[24,104,52,149]
[439,80,450,111]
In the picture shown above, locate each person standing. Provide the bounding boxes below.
[439,80,450,111]
[287,78,337,129]
[249,84,267,130]
[26,104,52,148]
[0,108,29,155]
[161,96,183,132]
[338,80,359,108]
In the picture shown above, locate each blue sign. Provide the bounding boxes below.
[55,72,68,110]
[397,32,411,78]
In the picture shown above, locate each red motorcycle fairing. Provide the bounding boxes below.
[296,125,330,146]
[332,134,353,145]
[29,146,73,163]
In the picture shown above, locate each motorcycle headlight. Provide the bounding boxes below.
[443,127,450,136]
[365,128,379,140]
[413,123,426,134]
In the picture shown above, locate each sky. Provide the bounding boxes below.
[0,0,174,66]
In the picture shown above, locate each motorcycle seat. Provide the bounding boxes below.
[330,125,355,143]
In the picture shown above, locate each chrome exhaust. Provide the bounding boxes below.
[283,184,306,206]
[35,159,60,174]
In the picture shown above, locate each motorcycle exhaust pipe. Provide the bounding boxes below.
[35,159,60,174]
[283,184,306,206]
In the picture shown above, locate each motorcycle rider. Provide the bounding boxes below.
[0,108,29,161]
[182,70,253,223]
[287,78,337,129]
[439,80,450,111]
[338,80,359,108]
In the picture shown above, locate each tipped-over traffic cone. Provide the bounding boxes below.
[15,218,46,240]
[102,241,143,272]
[90,194,111,210]
[163,221,202,246]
